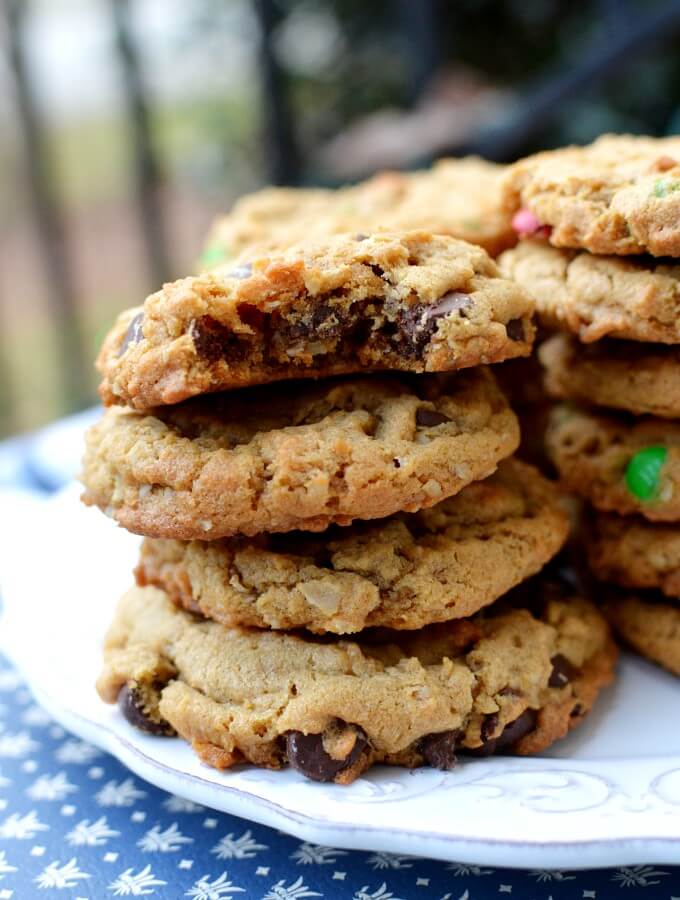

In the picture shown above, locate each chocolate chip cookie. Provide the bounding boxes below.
[540,334,680,419]
[603,593,680,677]
[97,577,617,783]
[135,458,569,634]
[546,405,680,522]
[98,231,535,409]
[82,369,519,539]
[200,157,515,268]
[588,512,680,597]
[499,241,680,343]
[502,133,680,256]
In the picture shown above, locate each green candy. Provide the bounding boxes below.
[625,446,668,501]
[200,244,227,267]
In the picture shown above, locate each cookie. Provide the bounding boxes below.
[499,241,680,344]
[98,231,535,410]
[546,405,680,522]
[494,352,553,471]
[540,334,680,419]
[603,594,680,677]
[82,369,520,539]
[502,133,680,256]
[97,577,617,783]
[135,458,569,634]
[588,513,680,597]
[200,157,515,268]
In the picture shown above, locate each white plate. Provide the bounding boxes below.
[1,485,679,869]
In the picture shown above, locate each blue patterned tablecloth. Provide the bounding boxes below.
[0,412,678,899]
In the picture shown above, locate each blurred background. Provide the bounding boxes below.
[2,0,680,438]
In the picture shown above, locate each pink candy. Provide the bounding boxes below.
[512,208,552,239]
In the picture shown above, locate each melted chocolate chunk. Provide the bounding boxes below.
[286,727,368,782]
[237,303,265,330]
[505,318,525,341]
[312,303,345,339]
[419,730,458,770]
[118,684,174,736]
[465,708,538,757]
[430,291,474,319]
[118,312,144,357]
[190,316,248,364]
[548,654,579,688]
[415,408,451,427]
[480,713,499,744]
[495,708,538,749]
[396,292,474,359]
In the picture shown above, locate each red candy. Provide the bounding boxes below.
[512,208,552,239]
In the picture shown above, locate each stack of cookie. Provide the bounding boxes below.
[499,133,680,679]
[82,215,617,783]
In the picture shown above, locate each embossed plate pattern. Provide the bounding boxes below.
[1,485,679,868]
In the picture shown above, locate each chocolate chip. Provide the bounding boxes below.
[548,654,579,688]
[190,316,248,364]
[570,703,584,718]
[286,727,368,782]
[118,312,144,357]
[228,262,252,279]
[415,408,451,427]
[355,233,369,241]
[506,318,525,341]
[396,292,474,359]
[370,264,385,278]
[118,684,174,735]
[480,713,499,744]
[312,303,344,338]
[395,307,430,358]
[495,708,537,749]
[237,303,264,330]
[419,730,458,770]
[465,708,537,757]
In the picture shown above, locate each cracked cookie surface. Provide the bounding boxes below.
[97,576,617,783]
[540,334,680,418]
[499,241,680,344]
[546,405,680,522]
[603,593,680,677]
[201,157,515,266]
[98,231,534,410]
[135,458,569,634]
[502,133,680,256]
[82,369,519,539]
